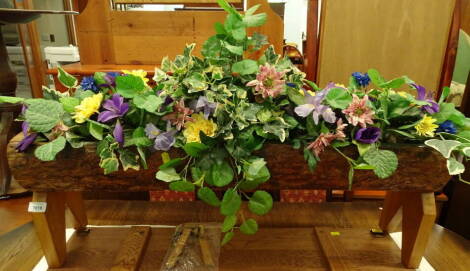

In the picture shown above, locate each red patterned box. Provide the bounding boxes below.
[280,190,326,203]
[149,190,195,202]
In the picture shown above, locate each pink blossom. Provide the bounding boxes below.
[306,133,336,157]
[335,119,347,140]
[162,99,194,130]
[246,64,285,98]
[342,94,374,128]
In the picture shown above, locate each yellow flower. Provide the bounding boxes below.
[415,115,438,137]
[72,93,103,123]
[183,113,217,143]
[397,91,408,98]
[122,69,149,83]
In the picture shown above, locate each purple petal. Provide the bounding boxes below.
[111,94,124,109]
[294,104,315,117]
[98,111,119,123]
[355,127,381,144]
[21,121,29,136]
[154,131,176,151]
[312,111,320,125]
[119,102,129,115]
[144,123,161,139]
[412,84,426,100]
[102,99,118,112]
[16,133,37,152]
[321,107,337,123]
[113,121,124,146]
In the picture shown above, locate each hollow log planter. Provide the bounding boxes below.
[7,133,450,269]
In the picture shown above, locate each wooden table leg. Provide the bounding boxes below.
[65,192,88,231]
[401,192,436,268]
[0,112,13,195]
[379,191,403,233]
[31,192,67,268]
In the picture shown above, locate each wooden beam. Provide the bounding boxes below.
[111,226,152,271]
[379,191,403,233]
[65,192,88,231]
[305,0,319,82]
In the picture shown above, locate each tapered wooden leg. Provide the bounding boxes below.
[31,192,66,268]
[401,192,436,268]
[379,191,403,233]
[65,192,88,231]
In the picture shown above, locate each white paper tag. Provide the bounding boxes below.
[28,202,47,213]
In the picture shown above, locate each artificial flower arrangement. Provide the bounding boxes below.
[1,0,470,243]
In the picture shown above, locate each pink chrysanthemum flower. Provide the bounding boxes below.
[335,119,347,140]
[162,99,194,130]
[246,64,286,98]
[342,94,374,128]
[306,133,336,157]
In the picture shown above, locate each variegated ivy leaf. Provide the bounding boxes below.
[462,147,470,157]
[153,68,168,83]
[447,157,465,175]
[424,139,461,159]
[57,67,78,88]
[42,86,69,101]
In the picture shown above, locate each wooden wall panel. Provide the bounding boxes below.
[317,0,455,91]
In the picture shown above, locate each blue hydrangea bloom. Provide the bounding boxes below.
[436,120,457,134]
[352,72,371,87]
[80,76,99,93]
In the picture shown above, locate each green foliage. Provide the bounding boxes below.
[169,181,195,192]
[222,215,237,232]
[183,142,209,157]
[232,60,259,75]
[424,139,461,159]
[326,88,352,109]
[240,219,258,235]
[25,99,64,132]
[34,136,66,161]
[197,187,221,207]
[59,97,79,113]
[156,168,181,182]
[116,75,145,98]
[363,148,398,179]
[221,188,242,216]
[133,93,163,113]
[57,67,77,88]
[248,191,273,215]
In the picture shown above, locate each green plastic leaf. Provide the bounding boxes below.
[25,99,64,132]
[447,157,465,175]
[243,13,267,27]
[240,218,258,235]
[221,232,234,246]
[424,139,461,159]
[118,149,140,171]
[169,181,195,192]
[125,127,153,147]
[211,161,234,187]
[58,67,77,88]
[462,147,470,157]
[133,93,163,113]
[367,68,385,86]
[353,140,372,156]
[197,187,221,207]
[202,36,222,58]
[43,86,69,101]
[248,190,273,215]
[156,168,180,182]
[116,75,145,98]
[439,87,451,104]
[0,96,25,104]
[59,97,79,113]
[34,136,66,161]
[222,215,237,233]
[232,60,259,75]
[220,188,241,216]
[222,41,243,55]
[379,77,405,89]
[325,88,352,109]
[183,142,209,157]
[245,4,260,16]
[363,148,398,179]
[88,121,103,140]
[217,0,241,19]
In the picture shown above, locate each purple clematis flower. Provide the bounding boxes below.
[411,84,439,114]
[98,94,129,123]
[190,96,217,119]
[16,109,38,152]
[294,88,336,124]
[355,127,381,144]
[144,123,176,151]
[113,120,124,146]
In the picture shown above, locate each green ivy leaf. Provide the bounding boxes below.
[197,187,221,207]
[125,127,153,147]
[183,142,209,157]
[248,190,273,215]
[221,232,234,246]
[424,139,461,159]
[118,149,140,171]
[34,136,66,161]
[25,99,64,132]
[100,157,119,174]
[220,188,241,216]
[222,215,237,233]
[169,181,195,192]
[363,148,398,179]
[325,88,352,109]
[116,75,145,98]
[58,67,77,88]
[59,97,79,113]
[133,93,163,113]
[159,157,184,170]
[243,13,267,27]
[222,41,244,55]
[240,218,258,235]
[211,161,234,187]
[156,168,181,182]
[0,96,25,104]
[232,60,259,75]
[447,157,465,175]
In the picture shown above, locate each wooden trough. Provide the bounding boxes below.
[7,133,450,269]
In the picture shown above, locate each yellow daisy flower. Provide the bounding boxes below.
[183,113,217,143]
[415,115,438,137]
[72,93,103,124]
[122,69,149,83]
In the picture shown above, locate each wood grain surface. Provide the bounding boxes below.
[8,133,450,192]
[317,0,455,91]
[111,226,151,271]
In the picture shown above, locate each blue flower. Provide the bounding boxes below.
[436,120,457,134]
[352,72,370,87]
[80,76,99,93]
